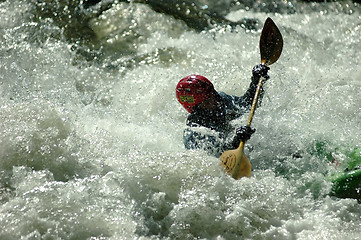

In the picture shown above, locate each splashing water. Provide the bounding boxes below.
[1,0,360,239]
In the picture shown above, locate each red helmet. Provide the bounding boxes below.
[176,75,214,113]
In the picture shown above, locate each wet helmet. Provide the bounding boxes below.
[176,75,214,113]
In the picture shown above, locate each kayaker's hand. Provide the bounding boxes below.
[232,126,256,148]
[252,64,270,80]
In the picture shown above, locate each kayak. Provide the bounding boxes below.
[309,141,361,200]
[329,165,361,200]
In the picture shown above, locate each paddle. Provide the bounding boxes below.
[220,17,283,179]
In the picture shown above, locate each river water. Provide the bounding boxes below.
[1,0,360,239]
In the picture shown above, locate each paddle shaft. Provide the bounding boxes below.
[231,74,265,178]
[246,73,265,126]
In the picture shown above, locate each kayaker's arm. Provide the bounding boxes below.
[183,124,255,157]
[239,64,270,109]
[183,124,236,157]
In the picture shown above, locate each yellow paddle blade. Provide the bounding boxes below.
[220,148,251,179]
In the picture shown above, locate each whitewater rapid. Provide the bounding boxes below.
[1,0,360,239]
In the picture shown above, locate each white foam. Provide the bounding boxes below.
[0,1,360,239]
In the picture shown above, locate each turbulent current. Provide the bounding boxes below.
[0,0,360,239]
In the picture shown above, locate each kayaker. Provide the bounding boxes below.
[176,65,269,157]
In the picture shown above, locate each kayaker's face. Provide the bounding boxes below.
[198,93,220,111]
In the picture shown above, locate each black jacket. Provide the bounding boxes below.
[183,76,263,157]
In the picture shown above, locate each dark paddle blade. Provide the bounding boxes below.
[260,18,283,66]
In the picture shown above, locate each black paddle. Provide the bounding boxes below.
[220,17,283,179]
